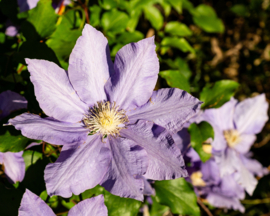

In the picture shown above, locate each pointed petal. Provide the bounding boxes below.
[201,159,220,185]
[105,37,159,110]
[234,94,268,134]
[26,58,88,123]
[19,189,55,216]
[68,24,113,106]
[128,88,202,133]
[207,192,245,213]
[101,137,148,201]
[0,90,27,121]
[68,195,108,216]
[122,121,188,180]
[45,135,111,197]
[233,134,256,154]
[8,113,88,145]
[142,177,155,196]
[240,155,269,177]
[2,151,25,183]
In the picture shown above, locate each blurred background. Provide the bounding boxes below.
[1,0,270,215]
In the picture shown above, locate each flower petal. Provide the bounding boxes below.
[240,154,268,177]
[201,159,220,185]
[233,134,256,154]
[105,37,159,110]
[8,113,88,145]
[122,121,188,180]
[207,192,245,213]
[18,189,55,216]
[128,88,202,134]
[68,195,108,216]
[101,136,148,201]
[1,151,25,183]
[45,135,111,198]
[26,58,88,123]
[68,24,113,106]
[0,90,27,121]
[234,94,268,134]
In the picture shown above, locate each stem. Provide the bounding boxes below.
[197,197,213,216]
[241,198,270,205]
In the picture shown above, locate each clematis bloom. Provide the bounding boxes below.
[19,189,107,216]
[8,24,201,200]
[200,95,268,195]
[0,90,27,183]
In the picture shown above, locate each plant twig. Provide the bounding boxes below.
[241,198,270,205]
[197,197,213,216]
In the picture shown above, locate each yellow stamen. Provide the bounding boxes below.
[202,144,212,154]
[223,129,241,148]
[190,171,206,187]
[83,101,128,140]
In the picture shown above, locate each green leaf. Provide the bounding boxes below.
[116,31,144,44]
[143,5,163,30]
[161,37,195,53]
[159,70,190,92]
[188,122,213,162]
[165,21,192,37]
[0,131,30,152]
[150,196,170,216]
[23,150,43,171]
[166,0,182,13]
[192,4,224,33]
[200,80,239,109]
[101,9,129,34]
[163,57,192,79]
[160,1,171,17]
[126,9,141,32]
[27,0,58,38]
[230,4,250,17]
[154,178,200,216]
[89,5,102,27]
[99,0,118,10]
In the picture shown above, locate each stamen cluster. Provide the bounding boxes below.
[83,101,128,139]
[223,129,241,147]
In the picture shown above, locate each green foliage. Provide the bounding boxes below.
[165,21,192,37]
[159,70,190,92]
[150,196,170,216]
[188,121,214,162]
[192,4,224,33]
[143,5,163,30]
[200,80,239,109]
[0,131,30,152]
[230,4,250,17]
[27,0,58,38]
[161,37,195,54]
[23,150,43,171]
[154,178,200,216]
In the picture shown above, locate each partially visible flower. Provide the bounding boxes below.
[17,0,70,12]
[8,24,202,200]
[0,90,27,183]
[200,95,269,195]
[173,129,245,213]
[5,21,19,37]
[18,189,107,216]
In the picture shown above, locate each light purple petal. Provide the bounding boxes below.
[26,59,88,123]
[101,136,148,201]
[128,88,202,133]
[201,98,237,151]
[172,127,190,154]
[215,148,238,177]
[122,120,188,180]
[45,135,111,198]
[105,37,159,110]
[142,177,155,196]
[0,90,27,121]
[17,0,39,12]
[201,159,220,185]
[1,151,25,183]
[68,195,108,216]
[8,113,88,145]
[207,192,245,213]
[5,25,19,37]
[18,189,55,216]
[234,94,268,134]
[240,154,269,177]
[68,24,113,107]
[233,134,256,154]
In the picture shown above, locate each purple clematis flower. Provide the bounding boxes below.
[0,90,27,183]
[8,24,202,200]
[200,94,268,195]
[173,129,245,213]
[19,189,107,216]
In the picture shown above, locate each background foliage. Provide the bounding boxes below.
[0,0,270,215]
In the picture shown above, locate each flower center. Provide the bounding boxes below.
[190,171,206,187]
[83,101,128,139]
[223,129,241,148]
